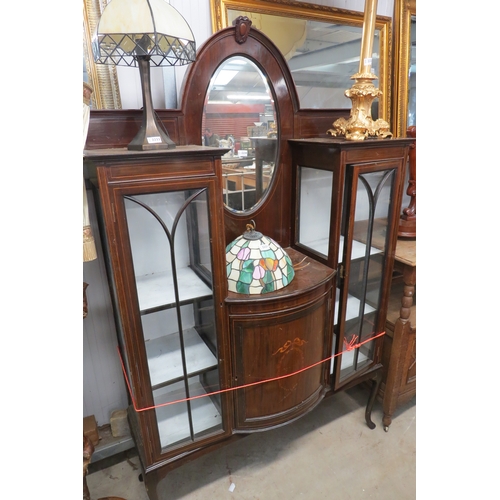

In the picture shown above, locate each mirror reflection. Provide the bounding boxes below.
[203,57,278,212]
[227,10,381,114]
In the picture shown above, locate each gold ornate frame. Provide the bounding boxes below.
[83,0,122,109]
[209,0,392,122]
[391,0,415,137]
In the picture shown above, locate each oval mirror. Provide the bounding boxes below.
[202,56,278,212]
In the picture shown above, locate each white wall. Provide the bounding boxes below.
[84,0,396,427]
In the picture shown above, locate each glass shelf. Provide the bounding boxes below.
[297,235,382,263]
[334,289,376,324]
[146,327,218,390]
[136,267,213,314]
[154,379,223,450]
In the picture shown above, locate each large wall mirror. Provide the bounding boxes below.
[392,0,416,137]
[210,0,392,122]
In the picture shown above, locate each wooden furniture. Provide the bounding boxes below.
[289,137,412,424]
[84,20,414,500]
[221,138,276,210]
[85,146,336,499]
[379,238,416,430]
[227,247,335,431]
[85,146,234,476]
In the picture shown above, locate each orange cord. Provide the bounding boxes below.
[117,331,385,413]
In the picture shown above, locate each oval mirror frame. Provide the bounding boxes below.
[181,24,299,242]
[203,56,278,213]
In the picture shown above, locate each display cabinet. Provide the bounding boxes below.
[84,18,414,500]
[289,137,413,427]
[84,146,233,475]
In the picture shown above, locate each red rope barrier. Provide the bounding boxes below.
[117,331,385,413]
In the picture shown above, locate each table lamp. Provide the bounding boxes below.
[92,0,196,150]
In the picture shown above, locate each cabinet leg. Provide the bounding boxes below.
[365,370,383,430]
[144,472,160,500]
[382,412,393,432]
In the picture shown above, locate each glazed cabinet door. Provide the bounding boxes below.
[332,160,403,388]
[290,138,409,395]
[90,152,232,471]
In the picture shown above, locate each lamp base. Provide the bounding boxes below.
[127,56,177,151]
[327,76,392,141]
[127,119,176,151]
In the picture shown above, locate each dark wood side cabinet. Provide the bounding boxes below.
[289,137,413,427]
[84,147,235,484]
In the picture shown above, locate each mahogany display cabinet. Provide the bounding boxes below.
[289,137,412,410]
[85,147,234,473]
[84,19,414,500]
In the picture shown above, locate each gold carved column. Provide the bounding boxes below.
[328,0,392,141]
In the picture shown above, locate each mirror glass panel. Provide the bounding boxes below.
[227,10,381,115]
[203,57,278,212]
[407,16,416,127]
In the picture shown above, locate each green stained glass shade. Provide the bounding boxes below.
[226,224,295,294]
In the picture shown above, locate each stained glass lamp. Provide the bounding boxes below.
[226,222,295,294]
[92,0,196,150]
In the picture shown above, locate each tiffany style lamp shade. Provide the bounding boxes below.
[226,222,295,294]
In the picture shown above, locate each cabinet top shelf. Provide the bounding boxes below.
[83,145,231,162]
[226,247,335,304]
[289,137,414,149]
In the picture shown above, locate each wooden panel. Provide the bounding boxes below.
[84,147,220,183]
[227,248,334,431]
[295,110,349,138]
[85,109,184,150]
[231,289,332,430]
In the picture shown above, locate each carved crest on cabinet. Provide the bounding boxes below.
[233,16,252,43]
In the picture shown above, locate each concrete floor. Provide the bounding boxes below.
[86,385,416,500]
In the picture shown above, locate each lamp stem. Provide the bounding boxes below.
[128,56,176,150]
[327,0,392,141]
[359,0,377,75]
